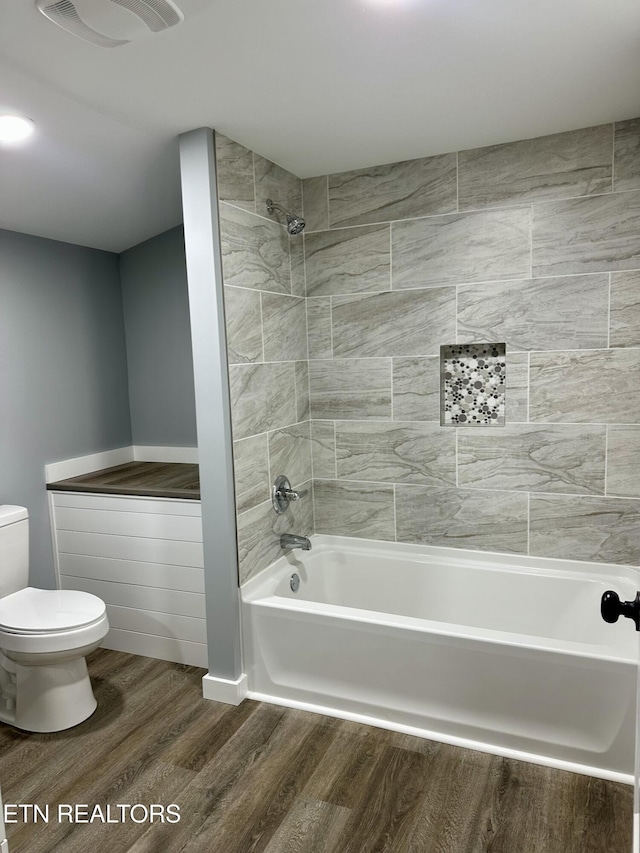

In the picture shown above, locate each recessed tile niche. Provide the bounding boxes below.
[441,343,506,427]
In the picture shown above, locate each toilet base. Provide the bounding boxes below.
[0,656,97,732]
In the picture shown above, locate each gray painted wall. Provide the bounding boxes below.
[119,226,197,447]
[0,228,132,588]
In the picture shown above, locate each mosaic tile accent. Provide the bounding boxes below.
[441,343,506,427]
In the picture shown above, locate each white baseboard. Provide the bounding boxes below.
[133,446,199,463]
[45,447,133,483]
[202,673,248,705]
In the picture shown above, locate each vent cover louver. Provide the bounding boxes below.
[36,0,184,46]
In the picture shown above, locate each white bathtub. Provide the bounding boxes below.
[241,535,639,782]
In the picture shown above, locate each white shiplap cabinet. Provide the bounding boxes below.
[49,491,207,667]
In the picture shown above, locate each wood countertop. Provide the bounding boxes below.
[47,461,200,500]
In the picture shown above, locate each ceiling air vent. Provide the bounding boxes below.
[36,0,184,47]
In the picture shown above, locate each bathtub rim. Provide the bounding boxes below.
[241,534,640,664]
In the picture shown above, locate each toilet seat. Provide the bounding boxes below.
[0,588,108,654]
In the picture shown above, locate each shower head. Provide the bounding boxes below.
[265,199,306,235]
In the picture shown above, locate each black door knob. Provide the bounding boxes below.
[601,590,640,631]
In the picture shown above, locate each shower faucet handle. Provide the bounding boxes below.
[272,475,308,514]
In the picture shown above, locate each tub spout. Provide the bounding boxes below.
[280,533,312,551]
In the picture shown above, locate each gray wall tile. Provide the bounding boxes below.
[295,361,310,422]
[529,349,640,424]
[607,426,640,498]
[224,286,263,364]
[392,357,440,422]
[237,485,313,584]
[458,424,606,494]
[395,485,528,554]
[392,208,531,288]
[234,434,269,513]
[314,480,395,540]
[214,133,255,212]
[254,155,302,222]
[457,274,609,351]
[302,176,329,231]
[614,119,640,192]
[307,298,333,359]
[219,203,291,294]
[229,362,297,440]
[328,154,457,227]
[506,353,529,423]
[532,191,640,277]
[305,225,390,297]
[309,358,392,420]
[458,125,612,210]
[262,293,308,362]
[610,270,640,348]
[336,421,456,487]
[290,235,306,298]
[530,494,640,565]
[269,421,312,488]
[311,421,337,479]
[332,288,456,358]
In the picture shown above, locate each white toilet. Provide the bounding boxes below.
[0,505,109,732]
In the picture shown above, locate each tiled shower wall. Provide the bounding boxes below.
[214,134,313,583]
[303,119,640,568]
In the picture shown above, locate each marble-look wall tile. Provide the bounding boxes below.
[214,133,255,212]
[224,286,263,364]
[332,288,456,358]
[532,191,640,277]
[392,208,531,288]
[269,422,312,488]
[305,225,390,297]
[295,361,310,422]
[529,349,640,424]
[311,421,336,479]
[233,434,269,513]
[395,485,528,554]
[610,271,640,348]
[219,203,291,294]
[530,494,640,566]
[314,480,395,540]
[335,421,456,487]
[309,358,392,420]
[237,484,313,584]
[262,293,308,362]
[457,274,609,352]
[289,235,306,298]
[392,357,440,422]
[328,154,457,228]
[307,298,332,360]
[302,176,329,232]
[229,362,297,440]
[458,424,606,494]
[606,426,640,498]
[614,119,640,193]
[254,155,302,222]
[458,125,612,210]
[506,353,529,423]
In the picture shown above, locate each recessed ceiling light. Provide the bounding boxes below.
[0,115,36,144]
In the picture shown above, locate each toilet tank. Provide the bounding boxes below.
[0,506,29,598]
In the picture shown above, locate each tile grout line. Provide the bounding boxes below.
[604,425,609,497]
[526,351,530,423]
[612,122,616,193]
[607,272,612,349]
[258,291,266,363]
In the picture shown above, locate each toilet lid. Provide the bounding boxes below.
[0,587,106,634]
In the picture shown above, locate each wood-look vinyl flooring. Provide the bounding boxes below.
[0,649,631,853]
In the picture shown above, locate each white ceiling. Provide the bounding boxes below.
[1,0,639,253]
